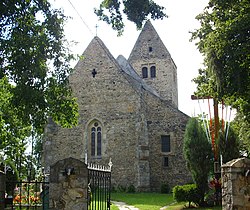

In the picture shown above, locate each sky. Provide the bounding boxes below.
[50,0,220,118]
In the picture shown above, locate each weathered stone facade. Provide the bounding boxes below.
[43,20,192,191]
[49,158,88,210]
[221,158,250,210]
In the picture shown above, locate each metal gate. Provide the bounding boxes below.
[87,164,112,210]
[4,162,112,210]
[5,180,49,210]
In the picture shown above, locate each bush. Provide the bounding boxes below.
[173,184,200,207]
[161,183,170,194]
[117,185,127,192]
[127,185,135,193]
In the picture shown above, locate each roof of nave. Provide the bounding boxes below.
[116,55,160,98]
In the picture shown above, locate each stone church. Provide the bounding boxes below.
[43,20,192,191]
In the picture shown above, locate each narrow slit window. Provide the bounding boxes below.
[163,157,169,167]
[161,135,170,152]
[91,127,96,156]
[150,66,156,78]
[97,127,102,156]
[142,67,148,78]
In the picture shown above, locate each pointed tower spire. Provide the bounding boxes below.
[128,20,178,107]
[128,20,170,61]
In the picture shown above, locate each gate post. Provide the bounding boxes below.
[0,171,6,210]
[221,158,250,210]
[49,158,88,210]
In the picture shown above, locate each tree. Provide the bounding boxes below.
[184,117,213,206]
[232,113,250,157]
[0,0,78,175]
[0,77,30,172]
[191,0,250,120]
[95,0,167,35]
[219,127,240,163]
[0,0,78,133]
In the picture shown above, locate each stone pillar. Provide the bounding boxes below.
[49,157,88,210]
[221,158,250,210]
[0,171,6,210]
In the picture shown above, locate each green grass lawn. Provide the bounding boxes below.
[111,192,222,210]
[111,192,174,210]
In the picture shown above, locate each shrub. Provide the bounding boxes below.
[161,183,170,194]
[117,185,127,192]
[173,184,199,207]
[127,185,136,193]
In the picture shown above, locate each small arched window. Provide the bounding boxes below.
[150,66,156,78]
[142,67,148,78]
[90,122,102,157]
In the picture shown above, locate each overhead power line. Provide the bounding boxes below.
[67,0,94,36]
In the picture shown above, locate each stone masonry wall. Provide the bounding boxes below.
[49,158,88,210]
[142,90,192,191]
[128,20,178,108]
[43,37,147,190]
[222,158,250,210]
[43,34,190,192]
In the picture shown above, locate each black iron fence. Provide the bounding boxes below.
[3,161,112,210]
[87,163,112,210]
[5,181,49,210]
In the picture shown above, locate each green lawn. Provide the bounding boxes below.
[111,192,174,210]
[111,192,222,210]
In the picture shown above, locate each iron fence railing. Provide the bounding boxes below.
[5,181,49,210]
[88,164,111,210]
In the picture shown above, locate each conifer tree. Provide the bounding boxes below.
[184,117,213,206]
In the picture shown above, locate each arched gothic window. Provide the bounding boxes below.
[90,122,102,157]
[150,66,156,78]
[142,67,148,78]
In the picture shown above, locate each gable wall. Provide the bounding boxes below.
[43,38,148,188]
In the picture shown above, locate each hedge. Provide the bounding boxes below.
[172,184,200,207]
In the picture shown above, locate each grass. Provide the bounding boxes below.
[111,192,174,210]
[111,192,222,210]
[111,204,120,210]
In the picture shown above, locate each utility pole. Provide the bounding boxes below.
[191,95,220,164]
[191,95,221,205]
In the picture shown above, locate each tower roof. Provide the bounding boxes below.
[128,20,171,62]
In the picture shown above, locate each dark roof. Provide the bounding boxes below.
[116,55,160,97]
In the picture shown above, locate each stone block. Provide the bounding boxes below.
[49,158,88,210]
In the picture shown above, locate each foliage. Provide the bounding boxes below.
[116,185,127,192]
[0,77,31,178]
[95,0,167,35]
[218,127,240,163]
[0,0,79,174]
[127,185,136,193]
[191,0,250,121]
[0,0,79,133]
[231,113,250,157]
[184,117,213,206]
[161,183,170,194]
[173,184,200,208]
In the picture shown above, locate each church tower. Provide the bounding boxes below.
[128,20,178,107]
